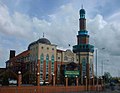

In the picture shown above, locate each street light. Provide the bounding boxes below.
[84,76,87,91]
[65,75,67,78]
[36,63,40,86]
[101,59,109,89]
[95,48,105,91]
[101,48,105,76]
[18,71,21,74]
[101,59,109,76]
[95,48,98,88]
[76,76,78,86]
[18,71,22,86]
[52,73,55,86]
[65,75,68,86]
[37,72,40,75]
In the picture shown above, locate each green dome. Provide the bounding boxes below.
[80,9,85,14]
[28,38,51,50]
[37,38,51,45]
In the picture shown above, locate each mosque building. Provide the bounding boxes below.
[5,8,94,85]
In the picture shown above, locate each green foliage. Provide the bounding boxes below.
[104,72,112,83]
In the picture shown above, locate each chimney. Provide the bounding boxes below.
[9,50,15,59]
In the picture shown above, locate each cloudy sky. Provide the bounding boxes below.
[0,0,120,76]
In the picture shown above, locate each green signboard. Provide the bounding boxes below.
[64,70,80,77]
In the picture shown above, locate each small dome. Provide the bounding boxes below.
[37,38,51,45]
[80,9,85,14]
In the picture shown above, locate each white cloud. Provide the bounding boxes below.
[87,13,120,76]
[87,14,120,55]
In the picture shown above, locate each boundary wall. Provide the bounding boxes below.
[0,85,102,93]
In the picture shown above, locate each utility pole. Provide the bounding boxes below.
[102,60,103,76]
[101,48,105,76]
[96,49,98,91]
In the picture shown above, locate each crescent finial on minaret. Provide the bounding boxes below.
[81,4,83,9]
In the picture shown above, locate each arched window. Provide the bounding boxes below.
[46,54,49,80]
[40,53,44,64]
[82,58,86,76]
[46,54,49,63]
[40,53,44,80]
[90,59,93,77]
[64,56,68,61]
[51,55,54,73]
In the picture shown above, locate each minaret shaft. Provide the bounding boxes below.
[79,18,86,30]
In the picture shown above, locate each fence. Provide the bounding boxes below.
[0,85,102,93]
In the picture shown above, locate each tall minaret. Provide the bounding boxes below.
[73,8,94,85]
[77,8,89,45]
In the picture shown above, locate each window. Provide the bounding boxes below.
[40,69,43,72]
[41,46,43,49]
[90,59,93,77]
[51,55,54,73]
[57,64,60,79]
[47,47,49,50]
[64,56,68,61]
[71,57,74,61]
[82,58,86,76]
[40,54,44,73]
[52,48,54,50]
[46,74,48,80]
[86,45,88,48]
[46,54,49,62]
[46,54,49,77]
[40,54,44,63]
[58,57,60,60]
[83,45,85,49]
[40,73,43,80]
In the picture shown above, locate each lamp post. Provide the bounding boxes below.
[101,48,105,76]
[101,60,104,88]
[101,60,103,77]
[101,59,109,90]
[76,76,78,86]
[65,75,68,87]
[84,76,87,91]
[95,48,98,91]
[36,63,40,86]
[36,72,40,86]
[18,71,22,86]
[52,73,55,86]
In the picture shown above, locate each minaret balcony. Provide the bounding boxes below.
[78,30,88,35]
[73,44,94,53]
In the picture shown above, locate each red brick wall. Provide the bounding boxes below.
[77,36,89,44]
[80,19,86,30]
[0,85,102,93]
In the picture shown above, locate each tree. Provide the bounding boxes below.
[104,72,112,83]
